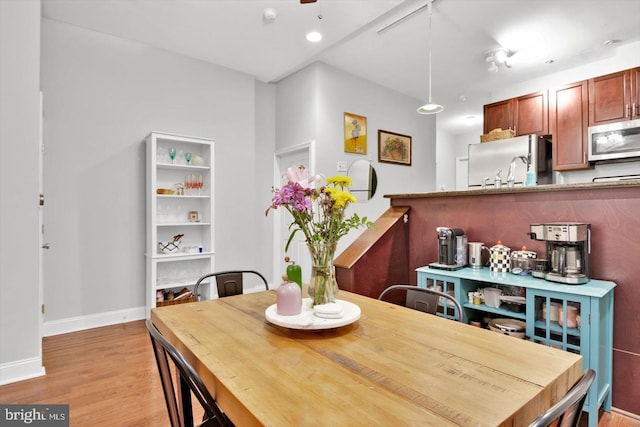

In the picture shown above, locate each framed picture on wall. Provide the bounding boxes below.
[378,130,412,166]
[344,112,367,154]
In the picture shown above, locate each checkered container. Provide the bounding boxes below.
[510,247,537,275]
[489,241,511,273]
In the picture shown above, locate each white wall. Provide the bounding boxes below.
[254,81,277,281]
[0,0,45,384]
[40,19,272,329]
[276,62,436,253]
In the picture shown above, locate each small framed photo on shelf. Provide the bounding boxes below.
[378,129,412,166]
[344,112,367,155]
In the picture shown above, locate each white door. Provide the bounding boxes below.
[274,142,315,284]
[455,156,469,190]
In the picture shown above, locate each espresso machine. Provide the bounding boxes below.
[429,227,466,271]
[529,223,591,284]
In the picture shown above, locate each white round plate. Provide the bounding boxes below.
[265,298,361,330]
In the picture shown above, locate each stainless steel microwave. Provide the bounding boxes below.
[588,118,640,162]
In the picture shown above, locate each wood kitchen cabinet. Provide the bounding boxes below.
[589,67,640,125]
[483,99,513,135]
[549,80,590,170]
[515,91,548,136]
[483,91,548,137]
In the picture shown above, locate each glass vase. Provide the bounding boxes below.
[307,241,338,306]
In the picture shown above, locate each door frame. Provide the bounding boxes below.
[38,91,45,360]
[273,140,316,284]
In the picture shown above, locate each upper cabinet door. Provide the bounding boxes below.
[588,70,632,125]
[483,92,548,137]
[483,99,513,134]
[633,67,640,120]
[550,80,590,171]
[514,91,548,136]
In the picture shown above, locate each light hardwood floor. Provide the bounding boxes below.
[1,320,168,426]
[0,319,637,427]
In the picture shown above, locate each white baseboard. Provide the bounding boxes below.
[43,306,146,337]
[0,356,46,386]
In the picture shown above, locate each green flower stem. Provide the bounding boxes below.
[308,241,338,306]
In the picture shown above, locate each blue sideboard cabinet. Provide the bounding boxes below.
[416,266,615,427]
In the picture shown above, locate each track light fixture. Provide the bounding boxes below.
[486,47,515,72]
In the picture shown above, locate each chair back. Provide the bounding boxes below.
[146,319,232,427]
[528,369,595,427]
[378,285,463,322]
[193,270,268,301]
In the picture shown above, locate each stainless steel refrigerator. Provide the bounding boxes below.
[467,134,552,189]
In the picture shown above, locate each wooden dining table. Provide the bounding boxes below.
[150,289,584,427]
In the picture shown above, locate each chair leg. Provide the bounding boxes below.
[178,373,195,426]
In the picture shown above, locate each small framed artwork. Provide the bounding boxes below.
[378,130,412,166]
[344,112,367,154]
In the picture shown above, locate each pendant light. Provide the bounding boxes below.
[417,2,444,114]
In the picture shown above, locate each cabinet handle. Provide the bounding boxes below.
[627,104,631,117]
[583,152,586,164]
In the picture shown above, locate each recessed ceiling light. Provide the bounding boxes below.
[603,39,620,46]
[306,31,322,42]
[263,8,277,22]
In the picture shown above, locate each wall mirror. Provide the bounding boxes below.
[348,160,377,201]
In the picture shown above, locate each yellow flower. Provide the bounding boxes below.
[326,175,352,188]
[330,189,357,208]
[268,167,372,256]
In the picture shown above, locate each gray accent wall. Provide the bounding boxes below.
[39,18,269,324]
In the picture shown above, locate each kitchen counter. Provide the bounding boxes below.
[384,180,640,199]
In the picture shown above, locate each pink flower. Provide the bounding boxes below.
[270,182,312,213]
[285,166,322,189]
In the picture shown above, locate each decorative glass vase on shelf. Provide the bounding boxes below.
[307,241,338,306]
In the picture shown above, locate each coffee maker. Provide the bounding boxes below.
[529,223,590,284]
[429,227,466,271]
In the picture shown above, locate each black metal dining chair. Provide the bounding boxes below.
[146,319,234,427]
[378,284,464,322]
[528,369,595,427]
[193,270,269,301]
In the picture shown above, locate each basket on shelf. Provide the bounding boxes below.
[156,288,195,307]
[156,295,196,307]
[480,128,515,142]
